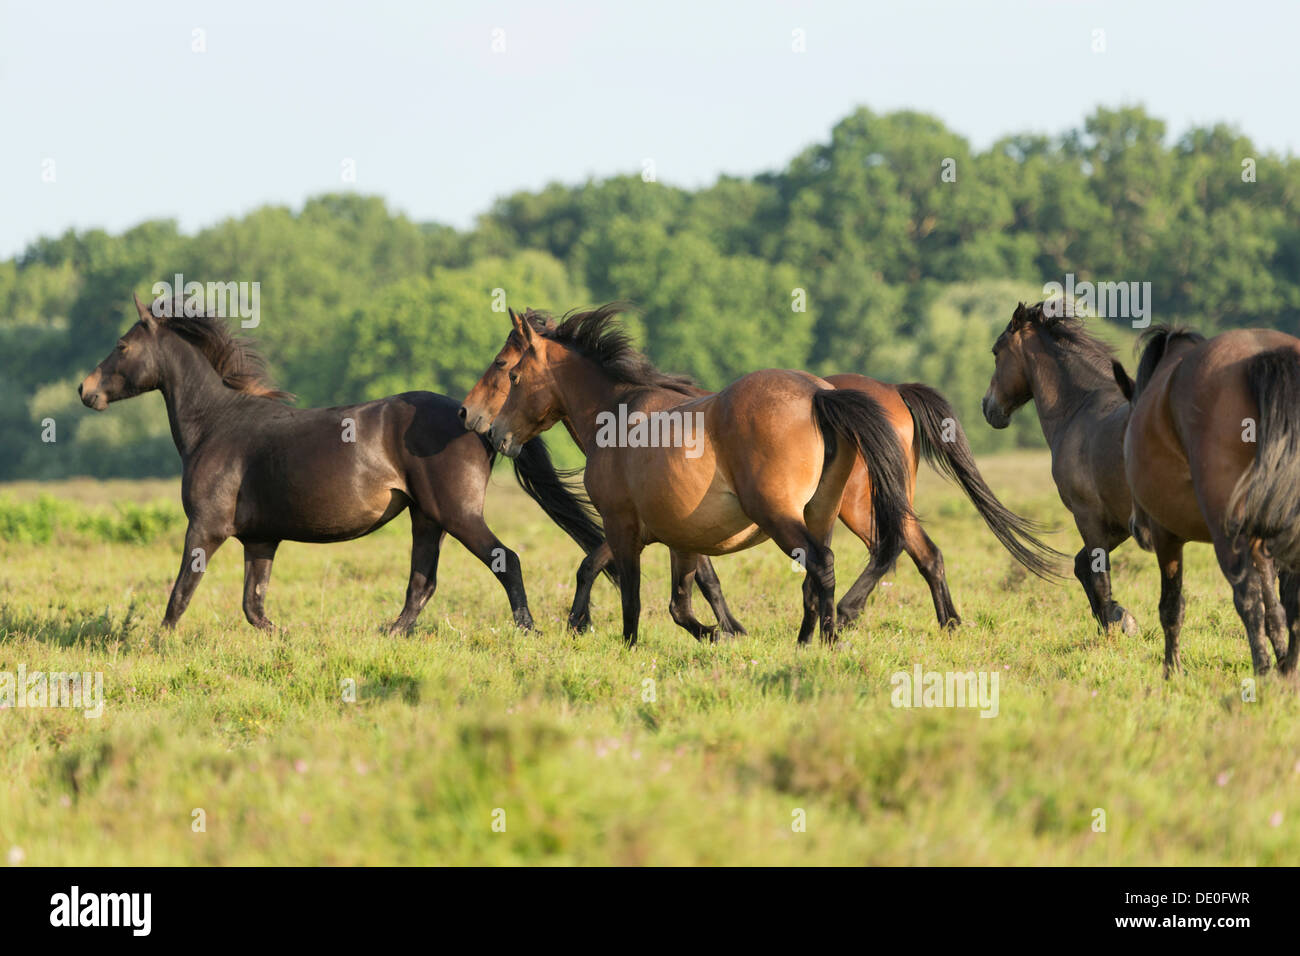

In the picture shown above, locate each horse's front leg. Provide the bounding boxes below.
[162,522,228,628]
[604,517,643,647]
[569,541,612,633]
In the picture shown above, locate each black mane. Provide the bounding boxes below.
[1133,324,1207,396]
[156,304,293,401]
[544,303,698,396]
[1012,300,1120,375]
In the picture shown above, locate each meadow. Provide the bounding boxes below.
[1,450,1297,866]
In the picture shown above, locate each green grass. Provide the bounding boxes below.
[1,451,1298,865]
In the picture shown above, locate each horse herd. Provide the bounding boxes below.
[75,294,1300,678]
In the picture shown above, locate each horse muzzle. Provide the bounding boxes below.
[981,393,1010,429]
[488,424,521,458]
[78,377,108,411]
[459,403,489,434]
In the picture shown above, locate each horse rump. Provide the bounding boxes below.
[1228,348,1300,571]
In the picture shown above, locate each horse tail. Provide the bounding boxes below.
[512,437,618,585]
[1227,348,1300,573]
[896,382,1065,579]
[811,389,912,577]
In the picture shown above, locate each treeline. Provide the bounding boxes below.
[3,105,1298,479]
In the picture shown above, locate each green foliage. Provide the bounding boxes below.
[0,495,183,544]
[4,105,1299,479]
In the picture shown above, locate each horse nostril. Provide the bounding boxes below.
[77,383,84,397]
[457,406,467,421]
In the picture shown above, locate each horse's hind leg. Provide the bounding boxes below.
[388,511,446,634]
[1253,549,1288,666]
[241,540,280,631]
[764,517,835,645]
[694,556,747,636]
[1279,571,1300,674]
[905,522,959,630]
[668,550,718,642]
[1152,530,1186,678]
[1214,533,1272,674]
[839,507,958,631]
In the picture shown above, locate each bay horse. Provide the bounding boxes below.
[1113,325,1300,676]
[461,307,1059,638]
[982,301,1140,635]
[77,294,606,633]
[479,306,920,647]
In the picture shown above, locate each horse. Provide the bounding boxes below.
[77,294,606,633]
[461,307,1059,638]
[477,305,923,646]
[982,301,1140,635]
[1113,325,1300,676]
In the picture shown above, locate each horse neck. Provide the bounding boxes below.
[1024,342,1117,443]
[547,350,632,454]
[157,339,245,457]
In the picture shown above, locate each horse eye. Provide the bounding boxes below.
[494,359,507,369]
[509,372,520,385]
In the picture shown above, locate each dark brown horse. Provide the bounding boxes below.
[77,294,605,632]
[1114,326,1300,676]
[462,307,1059,637]
[478,306,921,646]
[982,301,1139,635]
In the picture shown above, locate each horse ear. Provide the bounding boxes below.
[1112,360,1135,401]
[1012,302,1028,325]
[514,308,540,347]
[133,292,157,328]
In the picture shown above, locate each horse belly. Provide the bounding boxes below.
[235,462,408,543]
[632,464,767,555]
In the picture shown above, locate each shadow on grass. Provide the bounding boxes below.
[358,673,422,705]
[0,600,145,650]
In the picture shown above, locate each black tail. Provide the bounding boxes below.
[897,382,1065,579]
[812,389,912,575]
[1228,349,1300,573]
[512,438,618,585]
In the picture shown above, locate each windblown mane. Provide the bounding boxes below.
[1011,300,1120,375]
[1133,324,1207,396]
[162,311,293,401]
[544,303,698,396]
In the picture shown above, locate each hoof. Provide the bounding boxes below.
[1107,606,1139,637]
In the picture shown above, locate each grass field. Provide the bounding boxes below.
[2,450,1298,865]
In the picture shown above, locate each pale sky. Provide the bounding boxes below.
[2,0,1296,259]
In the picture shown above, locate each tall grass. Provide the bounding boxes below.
[1,454,1298,865]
